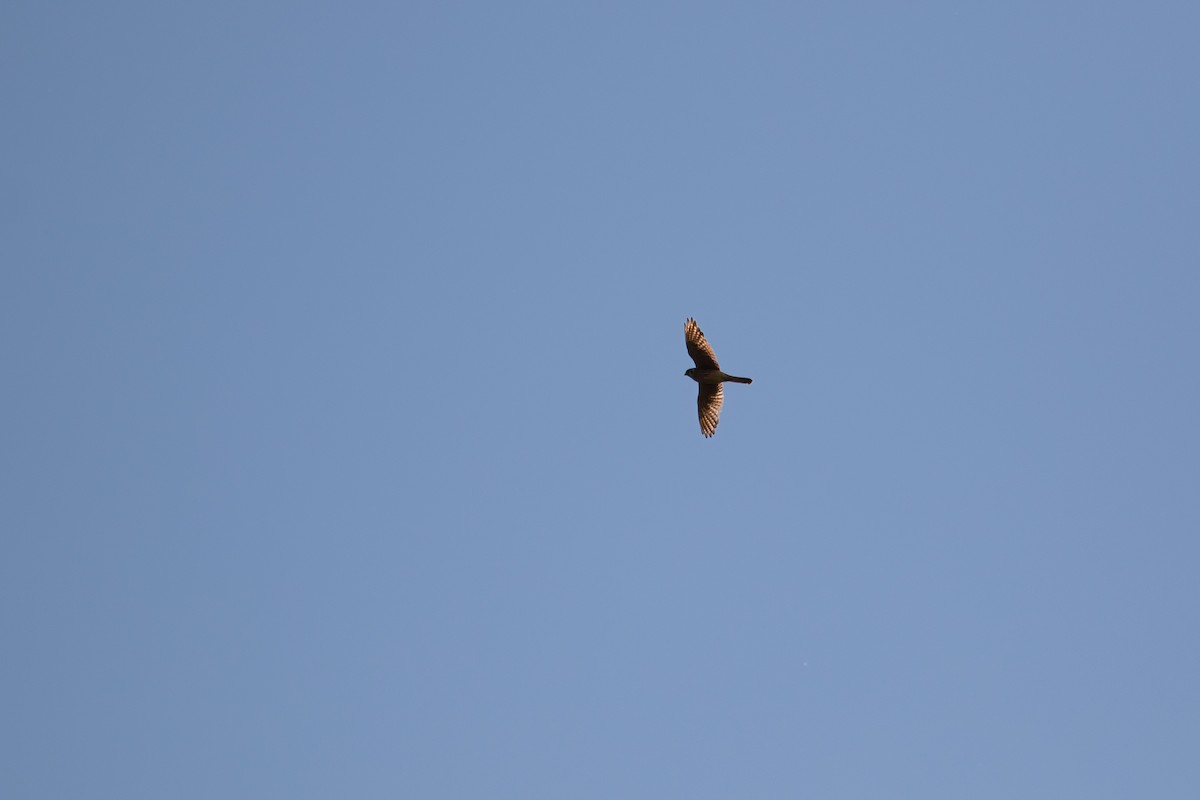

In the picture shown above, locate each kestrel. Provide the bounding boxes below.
[684,317,752,437]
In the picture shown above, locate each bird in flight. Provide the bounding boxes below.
[684,317,752,437]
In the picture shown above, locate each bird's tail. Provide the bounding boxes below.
[727,375,753,384]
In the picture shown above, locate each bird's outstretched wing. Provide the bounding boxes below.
[685,317,720,370]
[697,382,723,437]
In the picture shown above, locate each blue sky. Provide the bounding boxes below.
[4,2,1198,797]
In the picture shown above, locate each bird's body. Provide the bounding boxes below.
[685,368,753,385]
[683,318,752,437]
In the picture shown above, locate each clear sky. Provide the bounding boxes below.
[4,2,1198,797]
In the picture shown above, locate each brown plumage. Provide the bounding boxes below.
[683,318,752,437]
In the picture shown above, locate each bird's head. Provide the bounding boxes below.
[684,368,696,378]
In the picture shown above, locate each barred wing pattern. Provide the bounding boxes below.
[697,382,723,438]
[685,317,720,370]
